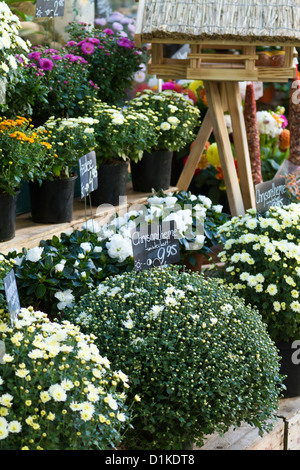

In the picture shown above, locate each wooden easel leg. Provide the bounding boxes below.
[204,81,245,216]
[225,81,256,210]
[176,109,213,191]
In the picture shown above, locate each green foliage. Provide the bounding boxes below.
[65,267,284,450]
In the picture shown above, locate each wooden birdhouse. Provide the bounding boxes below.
[134,0,300,216]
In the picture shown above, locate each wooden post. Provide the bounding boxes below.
[204,81,245,216]
[176,110,213,191]
[225,81,256,210]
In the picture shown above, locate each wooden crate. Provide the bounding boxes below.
[196,419,285,451]
[278,397,300,450]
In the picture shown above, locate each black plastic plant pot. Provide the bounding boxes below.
[29,176,77,224]
[0,191,19,242]
[90,161,128,207]
[130,150,173,193]
[277,341,300,398]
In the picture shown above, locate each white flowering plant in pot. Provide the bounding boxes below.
[65,267,284,450]
[216,203,300,343]
[87,98,157,165]
[3,228,134,318]
[126,89,201,152]
[0,307,134,449]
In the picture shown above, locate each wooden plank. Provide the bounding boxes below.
[277,397,300,450]
[188,53,259,62]
[148,63,188,79]
[176,110,213,191]
[283,46,295,68]
[204,81,245,216]
[0,185,178,255]
[225,82,256,210]
[257,66,297,82]
[197,419,285,450]
[187,68,258,81]
[146,37,300,47]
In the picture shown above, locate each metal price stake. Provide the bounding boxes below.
[78,151,98,236]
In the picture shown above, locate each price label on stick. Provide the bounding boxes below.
[131,220,180,272]
[4,269,20,326]
[35,0,65,17]
[79,151,98,199]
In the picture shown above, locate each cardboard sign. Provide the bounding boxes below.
[131,220,180,272]
[3,269,20,325]
[255,177,288,214]
[35,0,65,17]
[79,151,98,199]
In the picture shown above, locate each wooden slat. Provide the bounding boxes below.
[204,81,245,216]
[225,82,256,210]
[176,110,213,191]
[134,0,145,47]
[257,66,297,82]
[188,53,259,61]
[146,37,300,47]
[187,68,258,81]
[148,63,188,79]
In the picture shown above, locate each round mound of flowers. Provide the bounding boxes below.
[0,307,133,450]
[65,267,284,450]
[217,203,300,342]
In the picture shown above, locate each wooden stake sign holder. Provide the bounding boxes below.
[134,0,299,216]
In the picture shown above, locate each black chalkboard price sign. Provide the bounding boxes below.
[131,220,180,272]
[255,176,288,214]
[3,269,21,325]
[78,151,98,199]
[36,0,65,17]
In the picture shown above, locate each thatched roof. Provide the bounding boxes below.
[137,0,300,43]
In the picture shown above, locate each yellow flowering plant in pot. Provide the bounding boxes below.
[0,116,53,241]
[126,89,201,192]
[0,306,134,449]
[28,116,98,224]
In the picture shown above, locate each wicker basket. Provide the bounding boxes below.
[140,0,300,43]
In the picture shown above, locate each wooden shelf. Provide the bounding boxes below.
[0,185,178,255]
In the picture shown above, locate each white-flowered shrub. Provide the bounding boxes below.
[65,267,283,450]
[0,307,133,450]
[217,203,300,342]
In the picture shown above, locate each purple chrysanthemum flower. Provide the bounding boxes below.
[38,57,54,71]
[103,28,114,35]
[28,51,42,60]
[81,41,95,55]
[87,37,100,45]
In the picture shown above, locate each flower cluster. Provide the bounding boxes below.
[127,89,200,151]
[0,116,54,195]
[65,266,283,450]
[217,203,300,342]
[38,116,97,179]
[257,107,290,181]
[0,2,29,82]
[65,21,149,105]
[0,307,132,449]
[20,46,98,123]
[87,98,156,164]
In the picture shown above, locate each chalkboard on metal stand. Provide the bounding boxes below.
[131,220,180,272]
[255,176,288,215]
